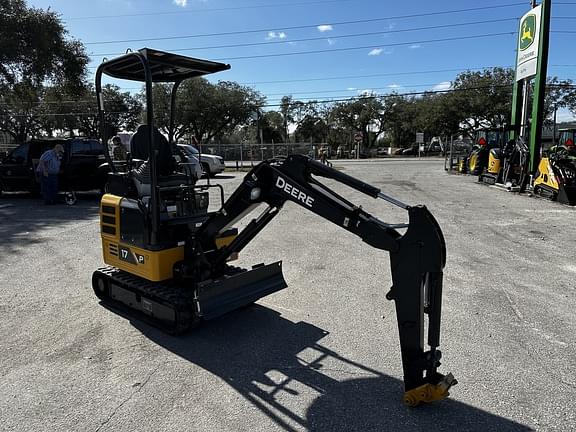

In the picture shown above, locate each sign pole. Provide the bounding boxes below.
[528,0,551,173]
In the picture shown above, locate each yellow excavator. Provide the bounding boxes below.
[533,129,576,205]
[92,48,456,406]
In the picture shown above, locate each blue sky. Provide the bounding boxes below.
[27,0,576,120]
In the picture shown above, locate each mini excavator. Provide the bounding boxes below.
[92,48,456,406]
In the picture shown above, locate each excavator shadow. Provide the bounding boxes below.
[127,304,532,432]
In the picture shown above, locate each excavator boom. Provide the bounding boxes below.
[191,155,456,404]
[94,154,456,406]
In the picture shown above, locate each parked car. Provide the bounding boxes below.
[173,145,203,179]
[177,144,225,177]
[401,144,420,156]
[0,138,107,197]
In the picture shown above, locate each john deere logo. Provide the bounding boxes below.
[519,14,536,50]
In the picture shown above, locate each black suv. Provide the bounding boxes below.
[0,138,108,196]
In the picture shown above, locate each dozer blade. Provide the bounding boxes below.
[197,261,287,320]
[92,262,287,334]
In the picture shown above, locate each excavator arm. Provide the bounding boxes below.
[195,155,456,405]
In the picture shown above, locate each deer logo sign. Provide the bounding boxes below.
[519,14,536,51]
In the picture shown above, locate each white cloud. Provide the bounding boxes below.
[368,48,383,56]
[266,31,287,40]
[433,81,452,91]
[347,87,357,91]
[410,44,421,49]
[327,38,336,45]
[317,25,333,32]
[557,108,576,122]
[388,84,402,89]
[174,0,187,6]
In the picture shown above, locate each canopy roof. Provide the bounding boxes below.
[98,48,231,82]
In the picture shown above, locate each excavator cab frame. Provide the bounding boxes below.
[93,48,456,406]
[95,48,231,244]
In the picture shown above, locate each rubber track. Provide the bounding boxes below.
[93,266,197,334]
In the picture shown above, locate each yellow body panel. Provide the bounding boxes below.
[99,193,184,282]
[487,152,501,175]
[99,194,238,282]
[468,153,478,172]
[102,238,184,282]
[534,158,559,191]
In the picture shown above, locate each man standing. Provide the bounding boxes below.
[111,136,127,161]
[36,144,64,204]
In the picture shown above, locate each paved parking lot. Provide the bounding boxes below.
[1,159,574,431]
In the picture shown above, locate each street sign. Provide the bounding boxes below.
[354,132,363,142]
[416,132,424,144]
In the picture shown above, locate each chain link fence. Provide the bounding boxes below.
[193,142,326,165]
[0,132,16,155]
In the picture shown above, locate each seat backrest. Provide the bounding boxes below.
[129,124,174,175]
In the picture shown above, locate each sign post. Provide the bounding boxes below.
[416,132,424,158]
[528,0,551,173]
[510,0,551,173]
[354,131,363,159]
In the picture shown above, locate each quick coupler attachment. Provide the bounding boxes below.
[403,373,458,407]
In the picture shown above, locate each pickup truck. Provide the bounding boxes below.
[0,138,108,197]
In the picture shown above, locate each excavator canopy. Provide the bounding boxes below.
[98,48,231,83]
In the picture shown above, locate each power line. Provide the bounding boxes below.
[39,66,522,94]
[87,32,515,67]
[85,14,520,47]
[213,32,515,62]
[70,2,526,23]
[4,83,576,117]
[66,0,358,21]
[89,18,519,57]
[242,66,514,85]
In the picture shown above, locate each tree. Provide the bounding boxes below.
[294,102,329,143]
[151,79,264,144]
[447,68,514,139]
[0,0,89,142]
[279,96,294,143]
[39,84,142,138]
[542,77,576,125]
[0,83,43,142]
[0,0,88,90]
[260,111,285,143]
[328,97,390,148]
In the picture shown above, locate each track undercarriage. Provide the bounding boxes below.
[92,261,287,334]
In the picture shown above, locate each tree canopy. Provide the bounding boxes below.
[0,0,88,90]
[1,4,576,152]
[150,79,264,144]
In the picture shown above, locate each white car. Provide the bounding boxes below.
[177,144,225,177]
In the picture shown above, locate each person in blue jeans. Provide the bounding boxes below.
[36,144,64,204]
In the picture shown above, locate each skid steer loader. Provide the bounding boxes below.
[92,48,456,406]
[533,131,576,205]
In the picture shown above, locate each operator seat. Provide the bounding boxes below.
[129,124,188,196]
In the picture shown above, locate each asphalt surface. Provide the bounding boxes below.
[0,158,574,431]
